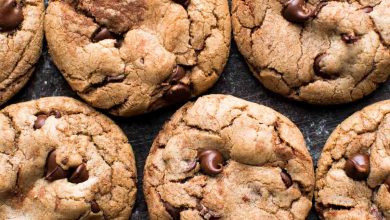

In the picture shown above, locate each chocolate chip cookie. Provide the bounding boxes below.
[44,0,231,117]
[0,97,137,219]
[232,0,390,105]
[315,100,390,219]
[144,94,315,219]
[0,0,44,106]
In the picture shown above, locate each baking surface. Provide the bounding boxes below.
[6,1,390,219]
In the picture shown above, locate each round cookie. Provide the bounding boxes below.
[0,97,137,219]
[0,0,44,106]
[232,0,390,105]
[44,0,231,117]
[315,100,390,219]
[144,95,315,219]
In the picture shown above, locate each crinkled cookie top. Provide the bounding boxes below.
[315,100,390,219]
[0,0,44,106]
[44,0,231,117]
[0,97,137,220]
[144,95,315,220]
[232,0,390,105]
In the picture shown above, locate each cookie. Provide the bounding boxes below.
[232,0,390,105]
[144,94,315,219]
[0,0,44,106]
[44,0,231,117]
[315,100,390,219]
[0,97,137,219]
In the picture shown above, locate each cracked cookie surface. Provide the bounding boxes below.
[44,0,231,117]
[315,100,390,219]
[232,0,390,105]
[144,94,315,219]
[0,97,137,220]
[0,0,44,106]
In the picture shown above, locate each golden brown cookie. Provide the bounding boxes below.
[315,100,390,219]
[232,0,390,105]
[0,0,44,106]
[144,94,315,219]
[44,0,231,116]
[0,97,137,219]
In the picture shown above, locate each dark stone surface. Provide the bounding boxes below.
[7,2,390,219]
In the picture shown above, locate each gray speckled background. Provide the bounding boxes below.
[7,1,390,219]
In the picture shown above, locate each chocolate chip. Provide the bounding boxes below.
[313,53,326,76]
[198,149,224,176]
[34,114,48,129]
[362,6,373,13]
[50,110,61,119]
[282,0,311,23]
[90,200,101,213]
[341,33,359,44]
[169,65,186,84]
[45,150,69,182]
[345,153,370,180]
[281,170,293,188]
[92,27,115,43]
[68,163,89,184]
[173,0,190,7]
[0,0,24,32]
[164,84,191,103]
[106,74,125,83]
[163,202,180,220]
[384,176,390,191]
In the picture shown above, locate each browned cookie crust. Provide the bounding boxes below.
[144,95,315,219]
[232,0,390,105]
[0,97,137,219]
[44,0,231,117]
[315,100,390,219]
[0,0,44,106]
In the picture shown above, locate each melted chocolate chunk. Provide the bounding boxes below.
[34,114,48,129]
[281,170,293,188]
[44,150,69,182]
[198,149,225,176]
[68,163,89,184]
[0,0,24,31]
[92,27,115,42]
[345,153,370,180]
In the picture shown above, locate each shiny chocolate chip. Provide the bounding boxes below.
[50,110,62,119]
[281,170,293,188]
[45,150,69,182]
[173,0,190,7]
[313,53,326,76]
[68,163,89,184]
[345,153,370,180]
[169,65,186,84]
[163,202,180,220]
[34,114,48,129]
[282,0,326,24]
[198,149,224,176]
[362,6,373,13]
[341,33,359,44]
[92,27,115,43]
[107,74,125,83]
[90,200,101,213]
[164,84,191,103]
[0,0,24,31]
